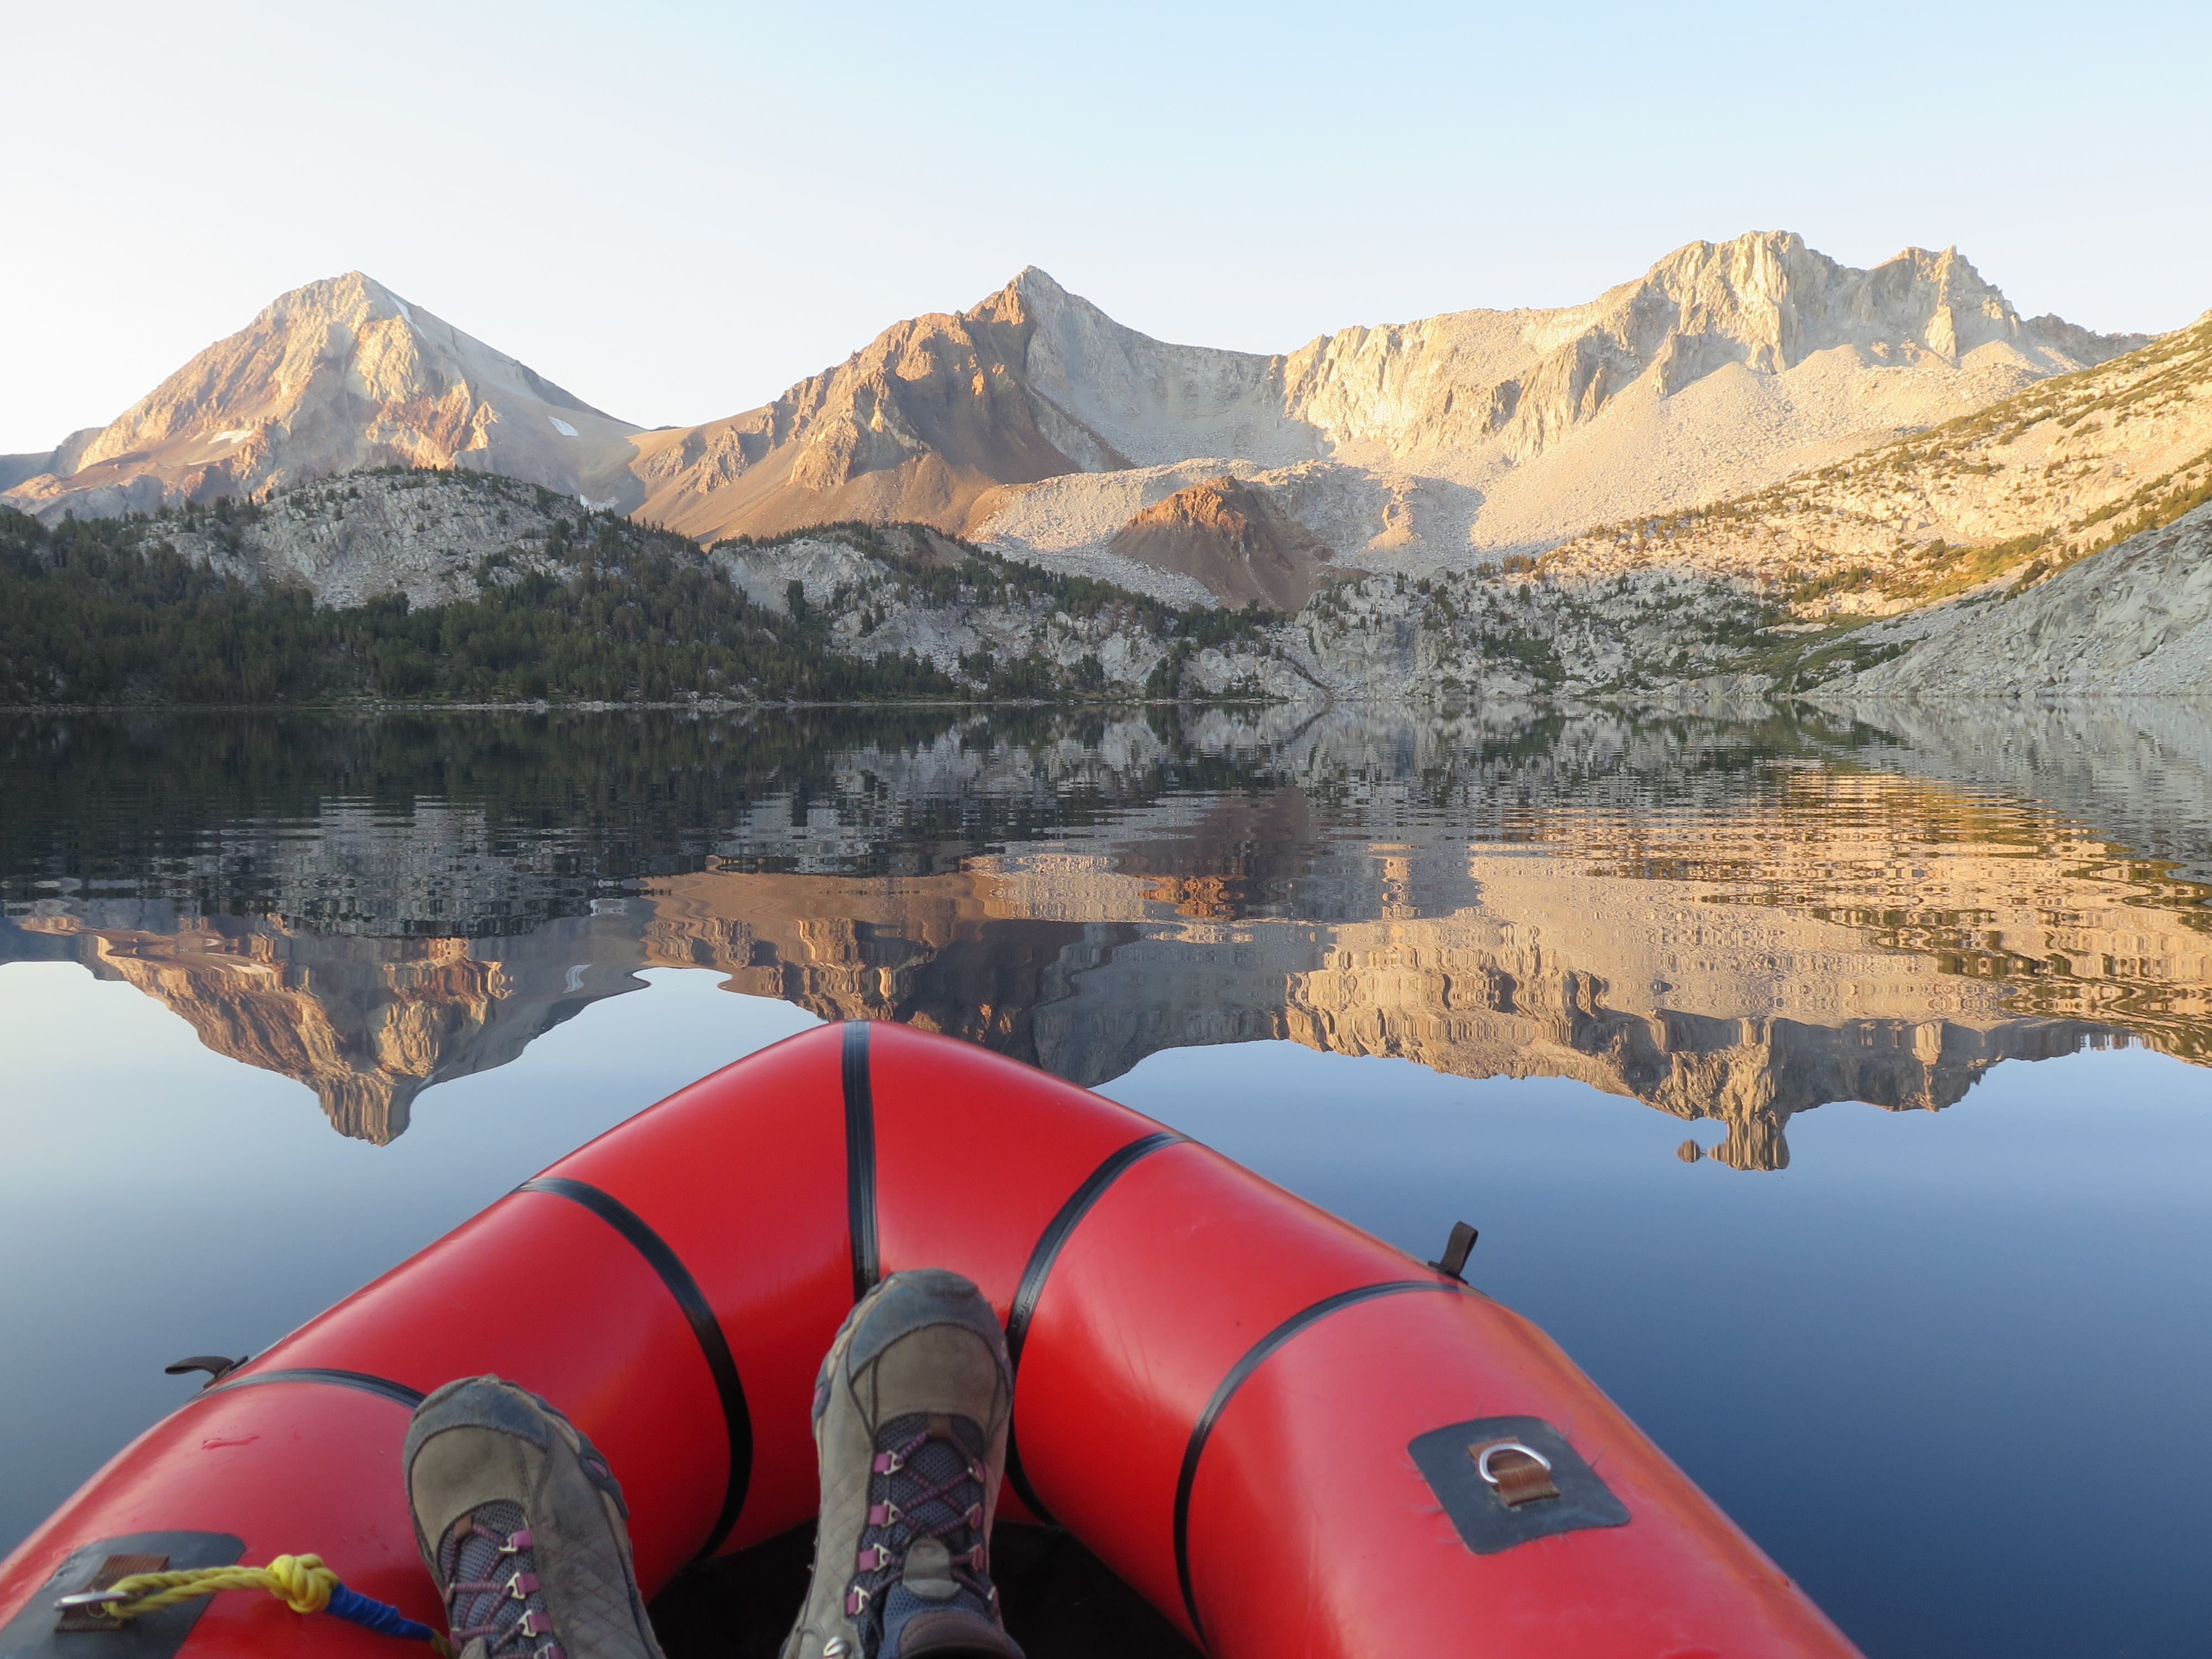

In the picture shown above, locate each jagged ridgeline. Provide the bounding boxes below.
[0,468,1280,706]
[7,301,2209,707]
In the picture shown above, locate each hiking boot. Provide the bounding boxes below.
[405,1374,666,1659]
[781,1269,1022,1659]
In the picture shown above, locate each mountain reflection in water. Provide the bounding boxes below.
[5,704,2208,1166]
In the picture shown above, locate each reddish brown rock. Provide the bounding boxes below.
[1105,475,1359,608]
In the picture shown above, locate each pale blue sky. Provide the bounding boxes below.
[5,0,2207,453]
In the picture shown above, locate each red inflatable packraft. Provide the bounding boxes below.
[0,1022,1864,1658]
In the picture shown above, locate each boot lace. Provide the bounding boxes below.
[436,1500,563,1659]
[842,1412,999,1650]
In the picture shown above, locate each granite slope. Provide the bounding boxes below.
[1832,502,2212,697]
[969,234,2143,595]
[1535,310,2212,621]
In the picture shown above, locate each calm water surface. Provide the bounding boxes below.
[4,705,2210,1658]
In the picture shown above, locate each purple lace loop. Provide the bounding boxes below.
[438,1506,561,1659]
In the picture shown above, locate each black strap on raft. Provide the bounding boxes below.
[1001,1130,1186,1524]
[195,1184,756,1564]
[1006,1131,1186,1371]
[518,1176,754,1561]
[1172,1280,1466,1648]
[843,1021,881,1302]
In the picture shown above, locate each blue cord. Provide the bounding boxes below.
[325,1582,441,1644]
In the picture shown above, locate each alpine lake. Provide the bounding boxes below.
[4,703,2209,1659]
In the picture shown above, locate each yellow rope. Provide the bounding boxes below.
[88,1550,452,1655]
[97,1553,340,1620]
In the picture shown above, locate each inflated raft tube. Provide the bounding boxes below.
[0,1023,1863,1658]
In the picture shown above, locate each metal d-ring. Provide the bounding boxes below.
[1475,1440,1553,1486]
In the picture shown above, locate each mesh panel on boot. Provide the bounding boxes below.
[438,1499,563,1659]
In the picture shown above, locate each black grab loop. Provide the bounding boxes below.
[1428,1220,1479,1282]
[163,1354,248,1387]
[518,1176,754,1560]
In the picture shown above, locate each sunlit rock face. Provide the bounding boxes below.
[8,237,2146,614]
[1836,502,2212,697]
[964,235,2143,596]
[2,274,641,522]
[630,235,2139,596]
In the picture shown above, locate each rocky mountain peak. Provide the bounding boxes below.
[261,268,411,327]
[623,232,2157,589]
[1003,264,1070,303]
[1608,231,2037,376]
[3,272,641,521]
